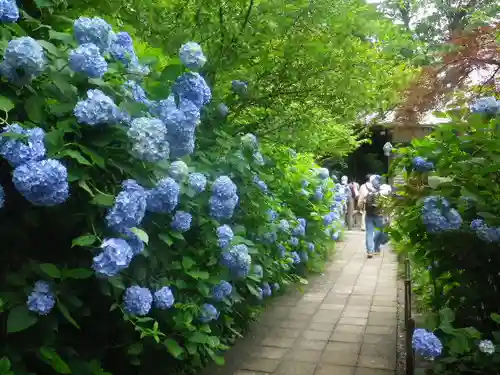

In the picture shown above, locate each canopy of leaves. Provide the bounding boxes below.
[35,0,417,157]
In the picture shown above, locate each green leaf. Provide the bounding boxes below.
[0,96,15,112]
[130,228,149,244]
[25,96,45,122]
[164,339,184,359]
[7,306,38,333]
[60,149,92,166]
[158,233,173,246]
[0,357,11,373]
[64,268,93,279]
[439,307,455,325]
[170,231,185,241]
[40,263,61,278]
[127,343,143,356]
[186,271,209,280]
[37,40,60,56]
[247,284,262,297]
[188,332,209,344]
[182,256,196,270]
[48,30,74,44]
[57,301,80,329]
[39,347,72,374]
[78,180,94,197]
[491,313,500,324]
[71,234,97,248]
[90,193,115,207]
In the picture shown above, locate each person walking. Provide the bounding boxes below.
[357,174,372,231]
[341,176,354,230]
[358,174,384,258]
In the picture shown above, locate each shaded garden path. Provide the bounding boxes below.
[202,231,399,375]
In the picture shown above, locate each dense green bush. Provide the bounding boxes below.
[390,96,500,374]
[0,5,345,375]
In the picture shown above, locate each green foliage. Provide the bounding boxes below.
[35,0,417,156]
[389,100,500,373]
[0,4,348,375]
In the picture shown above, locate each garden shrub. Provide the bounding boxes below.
[0,4,345,375]
[390,95,500,374]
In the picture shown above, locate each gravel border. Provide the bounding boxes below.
[396,277,407,375]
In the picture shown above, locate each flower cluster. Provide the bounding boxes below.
[179,42,206,70]
[169,160,189,181]
[0,124,45,167]
[279,219,290,232]
[127,117,169,162]
[253,175,268,193]
[267,209,278,222]
[216,225,234,248]
[147,177,180,214]
[478,339,495,355]
[188,172,207,193]
[74,17,114,51]
[27,281,56,315]
[172,72,211,110]
[171,211,192,232]
[289,237,299,247]
[154,286,175,309]
[124,286,153,316]
[210,176,239,219]
[232,80,248,95]
[212,281,232,301]
[0,37,45,83]
[74,89,124,126]
[92,238,133,277]
[0,0,19,23]
[200,303,219,323]
[470,96,500,115]
[291,251,301,264]
[422,196,462,233]
[253,264,263,278]
[262,282,272,297]
[412,156,434,172]
[470,219,500,243]
[411,328,443,359]
[292,218,306,237]
[69,43,108,78]
[317,168,330,179]
[106,180,147,233]
[220,244,251,278]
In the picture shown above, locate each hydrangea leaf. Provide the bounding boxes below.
[38,346,71,374]
[164,339,184,359]
[71,234,97,248]
[0,96,14,112]
[130,227,149,244]
[7,306,38,333]
[57,301,80,329]
[39,263,61,278]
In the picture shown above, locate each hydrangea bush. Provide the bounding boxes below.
[0,7,343,375]
[390,96,500,374]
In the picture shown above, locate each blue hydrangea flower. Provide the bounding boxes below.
[27,281,55,315]
[263,232,277,244]
[127,117,169,162]
[422,196,462,233]
[255,286,264,300]
[307,242,315,252]
[169,160,189,181]
[291,251,301,264]
[262,282,272,297]
[179,42,206,69]
[123,286,153,316]
[301,179,309,187]
[231,80,247,95]
[92,238,133,277]
[267,209,278,222]
[218,103,229,117]
[470,219,500,243]
[74,17,113,51]
[188,172,207,193]
[323,212,337,226]
[412,157,434,172]
[123,231,145,255]
[253,152,265,166]
[200,303,219,323]
[292,222,306,237]
[109,31,136,64]
[216,225,233,248]
[0,124,45,167]
[212,176,237,199]
[74,89,124,126]
[314,187,324,201]
[470,96,500,115]
[172,72,211,109]
[300,251,309,262]
[220,244,251,278]
[478,339,495,355]
[2,37,45,80]
[171,211,192,232]
[317,168,330,179]
[127,59,150,76]
[69,43,107,78]
[412,328,443,359]
[123,80,151,106]
[209,195,239,219]
[277,244,286,257]
[278,219,289,232]
[253,175,268,192]
[332,231,340,241]
[289,237,299,247]
[106,180,147,233]
[0,0,19,23]
[300,188,309,197]
[212,281,232,301]
[13,159,69,206]
[253,264,263,278]
[0,184,4,209]
[146,177,180,214]
[153,286,175,309]
[241,133,258,150]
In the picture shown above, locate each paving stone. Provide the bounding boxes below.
[358,355,396,370]
[294,339,328,351]
[364,325,396,335]
[334,324,366,335]
[308,322,336,332]
[325,341,362,352]
[270,328,302,339]
[294,305,319,315]
[261,336,296,348]
[233,371,270,375]
[302,329,332,341]
[354,368,395,375]
[240,358,281,372]
[315,364,356,375]
[320,350,359,366]
[279,319,310,330]
[338,317,367,326]
[363,334,396,345]
[319,303,345,311]
[274,361,317,375]
[369,306,395,313]
[329,332,363,343]
[367,316,396,326]
[284,349,323,363]
[312,310,342,323]
[342,309,370,318]
[249,346,288,360]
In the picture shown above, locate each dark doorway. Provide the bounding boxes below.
[347,127,391,183]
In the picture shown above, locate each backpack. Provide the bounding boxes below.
[365,186,380,216]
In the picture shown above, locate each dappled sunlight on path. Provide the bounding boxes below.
[202,231,399,375]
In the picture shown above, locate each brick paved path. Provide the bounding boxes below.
[202,230,399,375]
